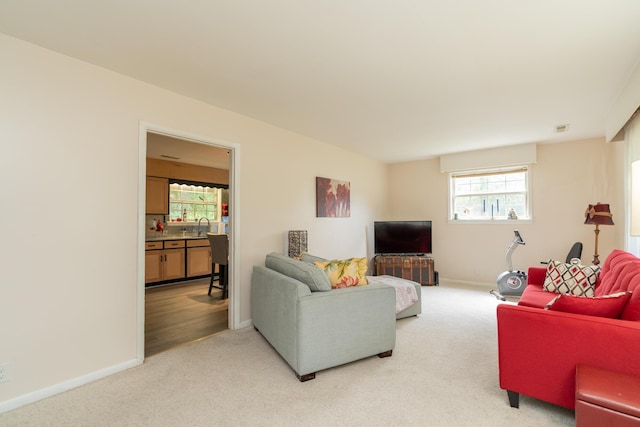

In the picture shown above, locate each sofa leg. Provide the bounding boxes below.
[297,372,316,382]
[507,390,519,408]
[378,350,393,358]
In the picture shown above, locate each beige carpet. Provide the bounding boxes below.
[0,282,574,426]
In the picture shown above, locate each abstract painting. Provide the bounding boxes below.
[316,177,350,217]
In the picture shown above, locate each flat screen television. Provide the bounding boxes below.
[374,221,432,255]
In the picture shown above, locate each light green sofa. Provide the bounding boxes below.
[251,252,419,381]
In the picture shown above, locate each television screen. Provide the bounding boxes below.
[374,221,432,255]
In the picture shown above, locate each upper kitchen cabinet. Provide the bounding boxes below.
[146,176,169,214]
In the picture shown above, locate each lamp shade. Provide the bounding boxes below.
[288,230,308,258]
[584,203,614,226]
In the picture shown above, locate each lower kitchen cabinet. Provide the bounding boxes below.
[145,241,186,284]
[187,239,212,278]
[145,238,214,285]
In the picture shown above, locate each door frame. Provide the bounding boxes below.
[137,122,241,361]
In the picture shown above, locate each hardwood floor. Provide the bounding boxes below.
[145,278,228,357]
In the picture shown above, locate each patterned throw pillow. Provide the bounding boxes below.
[543,260,600,296]
[314,257,368,289]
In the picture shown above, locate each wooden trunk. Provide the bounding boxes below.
[375,255,437,286]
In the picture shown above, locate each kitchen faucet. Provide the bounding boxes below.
[197,217,210,236]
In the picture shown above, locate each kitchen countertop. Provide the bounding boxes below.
[145,234,208,242]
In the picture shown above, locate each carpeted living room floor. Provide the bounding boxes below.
[0,282,574,426]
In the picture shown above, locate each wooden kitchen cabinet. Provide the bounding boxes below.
[187,239,212,278]
[145,250,163,283]
[145,240,186,284]
[163,248,186,280]
[146,176,169,214]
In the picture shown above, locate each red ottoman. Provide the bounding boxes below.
[576,364,640,427]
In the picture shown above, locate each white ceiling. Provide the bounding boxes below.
[2,0,640,163]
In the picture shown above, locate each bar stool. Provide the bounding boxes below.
[207,233,229,299]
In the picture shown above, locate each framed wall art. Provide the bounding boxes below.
[316,177,350,218]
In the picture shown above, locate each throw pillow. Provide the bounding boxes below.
[621,290,640,321]
[544,291,632,319]
[265,252,332,292]
[543,260,600,297]
[314,257,368,289]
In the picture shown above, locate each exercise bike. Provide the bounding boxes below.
[490,230,527,301]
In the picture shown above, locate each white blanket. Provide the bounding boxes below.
[366,275,419,313]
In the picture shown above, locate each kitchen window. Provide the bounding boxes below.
[449,166,531,221]
[168,182,222,223]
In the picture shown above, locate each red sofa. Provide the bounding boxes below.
[497,249,640,410]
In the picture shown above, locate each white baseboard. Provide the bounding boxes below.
[0,357,142,414]
[238,318,253,329]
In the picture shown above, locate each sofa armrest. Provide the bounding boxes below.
[251,266,311,363]
[497,303,640,409]
[296,282,396,375]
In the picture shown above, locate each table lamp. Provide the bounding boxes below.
[584,203,614,265]
[288,230,308,258]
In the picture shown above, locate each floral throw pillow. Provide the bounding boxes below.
[314,257,368,289]
[543,260,600,297]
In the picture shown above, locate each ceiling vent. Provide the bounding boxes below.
[554,124,570,133]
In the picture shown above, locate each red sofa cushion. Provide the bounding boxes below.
[596,250,640,296]
[546,292,632,319]
[527,266,547,287]
[595,250,640,321]
[518,284,557,308]
[622,291,640,321]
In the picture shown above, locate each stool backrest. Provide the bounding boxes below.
[207,233,228,266]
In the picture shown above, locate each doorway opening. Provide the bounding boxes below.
[138,124,240,360]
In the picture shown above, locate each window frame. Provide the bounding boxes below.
[167,181,225,224]
[448,165,532,223]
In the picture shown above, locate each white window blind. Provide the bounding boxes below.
[450,166,530,221]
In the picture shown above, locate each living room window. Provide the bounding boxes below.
[449,166,531,221]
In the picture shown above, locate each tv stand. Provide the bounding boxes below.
[375,254,438,286]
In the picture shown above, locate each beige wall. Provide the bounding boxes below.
[0,34,388,406]
[387,138,626,284]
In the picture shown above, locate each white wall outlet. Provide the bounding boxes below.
[0,363,10,383]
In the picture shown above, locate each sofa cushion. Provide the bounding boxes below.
[299,252,328,264]
[314,257,368,288]
[543,260,599,297]
[265,252,332,292]
[596,250,640,297]
[621,291,640,321]
[544,291,632,319]
[518,285,558,308]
